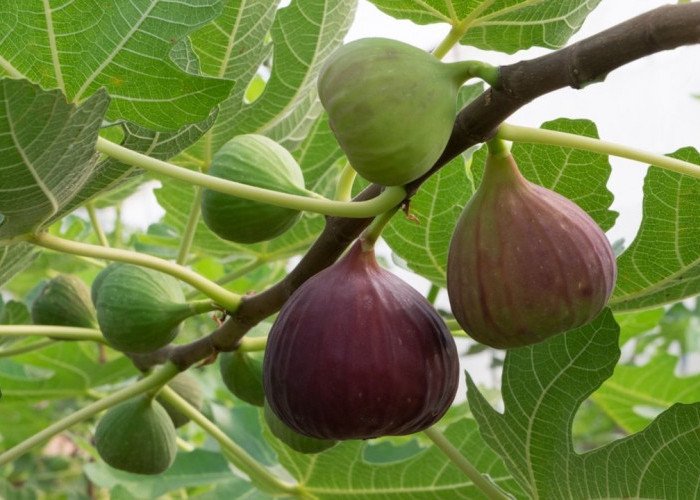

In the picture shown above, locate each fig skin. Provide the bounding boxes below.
[201,134,307,244]
[318,38,474,186]
[94,396,177,475]
[220,350,265,407]
[263,399,337,454]
[31,274,97,328]
[263,241,459,440]
[446,152,617,348]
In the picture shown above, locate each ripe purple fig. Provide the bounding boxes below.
[447,151,617,348]
[263,241,459,440]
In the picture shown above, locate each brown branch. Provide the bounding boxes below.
[133,2,700,371]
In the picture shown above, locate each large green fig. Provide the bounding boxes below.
[219,350,264,407]
[263,399,337,454]
[201,134,307,244]
[263,241,459,440]
[318,38,476,186]
[93,264,206,353]
[95,396,177,475]
[156,372,204,428]
[31,274,97,328]
[446,151,617,348]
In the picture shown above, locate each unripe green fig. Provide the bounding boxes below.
[219,350,264,407]
[263,241,459,440]
[318,38,476,186]
[31,274,97,328]
[156,372,204,428]
[201,134,307,244]
[95,396,177,475]
[446,152,617,348]
[263,399,337,454]
[93,264,209,353]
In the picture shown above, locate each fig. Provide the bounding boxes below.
[94,396,177,475]
[201,134,307,244]
[263,241,459,440]
[263,399,337,454]
[446,151,617,348]
[93,263,208,353]
[156,372,204,428]
[220,350,265,407]
[31,274,97,328]
[317,38,475,186]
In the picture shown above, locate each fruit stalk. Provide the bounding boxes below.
[0,325,105,343]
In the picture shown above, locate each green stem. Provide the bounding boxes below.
[433,25,467,60]
[176,186,204,266]
[334,162,357,201]
[86,202,110,248]
[0,362,180,467]
[158,386,303,497]
[96,137,406,218]
[114,203,124,248]
[423,427,513,500]
[426,285,440,305]
[189,299,219,315]
[0,325,106,344]
[497,123,700,179]
[31,232,241,311]
[360,207,400,251]
[0,339,57,358]
[444,319,469,338]
[238,336,267,352]
[486,137,511,158]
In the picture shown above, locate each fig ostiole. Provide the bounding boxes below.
[156,372,204,428]
[263,240,459,441]
[446,150,617,348]
[93,263,215,353]
[31,274,97,329]
[201,134,307,244]
[94,396,177,475]
[220,350,265,407]
[318,37,478,186]
[263,399,337,454]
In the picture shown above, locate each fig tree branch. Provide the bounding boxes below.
[134,2,700,371]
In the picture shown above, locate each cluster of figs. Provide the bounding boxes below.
[27,37,617,474]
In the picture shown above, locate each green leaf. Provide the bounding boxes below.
[262,416,524,499]
[610,148,700,311]
[468,309,700,498]
[0,342,135,401]
[384,118,615,288]
[0,299,30,326]
[227,0,357,149]
[0,244,39,289]
[614,307,665,346]
[0,0,233,130]
[592,351,700,434]
[0,79,109,242]
[368,0,602,53]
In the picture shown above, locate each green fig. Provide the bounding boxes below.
[156,372,204,428]
[446,151,617,348]
[95,396,177,475]
[318,38,476,186]
[263,399,337,454]
[201,134,307,244]
[31,274,97,328]
[93,264,210,353]
[219,350,264,407]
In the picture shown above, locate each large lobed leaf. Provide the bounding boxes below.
[0,0,233,130]
[611,148,700,311]
[368,0,602,53]
[468,309,700,498]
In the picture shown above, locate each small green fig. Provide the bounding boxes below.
[263,399,337,454]
[93,264,204,353]
[220,350,264,407]
[318,38,476,186]
[201,134,307,244]
[446,152,617,348]
[95,396,177,475]
[156,372,204,428]
[31,274,97,328]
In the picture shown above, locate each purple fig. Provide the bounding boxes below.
[446,152,617,348]
[263,241,459,440]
